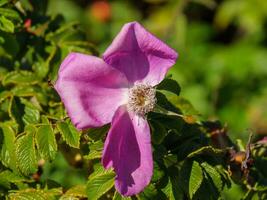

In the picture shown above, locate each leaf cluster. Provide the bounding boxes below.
[0,1,266,200]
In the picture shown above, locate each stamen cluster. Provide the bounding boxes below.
[127,83,156,117]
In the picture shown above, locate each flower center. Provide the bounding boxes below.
[127,83,156,117]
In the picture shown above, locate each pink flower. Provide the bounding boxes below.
[55,22,178,196]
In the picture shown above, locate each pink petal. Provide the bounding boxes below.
[102,106,153,196]
[55,53,129,129]
[103,22,178,86]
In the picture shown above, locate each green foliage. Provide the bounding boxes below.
[0,16,14,33]
[57,120,81,148]
[15,127,38,175]
[0,170,26,188]
[8,188,61,200]
[60,185,87,199]
[86,166,115,200]
[157,78,181,96]
[0,123,17,171]
[36,124,57,161]
[113,191,131,200]
[189,161,203,199]
[0,0,266,200]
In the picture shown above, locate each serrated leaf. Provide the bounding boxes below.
[113,191,131,200]
[47,187,63,197]
[0,123,17,171]
[22,105,40,125]
[137,184,160,200]
[189,161,203,199]
[11,85,39,97]
[0,170,26,188]
[15,128,38,175]
[57,120,80,148]
[60,185,87,199]
[86,166,115,200]
[162,181,173,200]
[163,178,183,200]
[84,140,103,160]
[8,189,56,200]
[187,146,224,158]
[157,78,181,96]
[10,85,48,105]
[168,167,184,200]
[36,124,57,161]
[0,15,14,33]
[201,162,223,192]
[2,70,39,86]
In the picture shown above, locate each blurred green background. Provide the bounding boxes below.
[47,0,267,141]
[1,0,266,199]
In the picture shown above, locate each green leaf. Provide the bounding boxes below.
[113,191,131,200]
[0,15,14,33]
[8,189,56,200]
[137,184,161,200]
[2,70,39,86]
[8,96,24,131]
[153,104,183,118]
[162,181,173,200]
[157,78,181,96]
[150,120,167,144]
[60,185,87,199]
[36,124,57,161]
[201,162,223,192]
[41,115,50,124]
[163,178,183,200]
[0,90,12,103]
[0,122,17,171]
[168,96,199,117]
[169,167,184,200]
[86,166,115,200]
[12,86,48,105]
[32,56,50,79]
[46,22,79,42]
[187,146,224,158]
[11,85,39,97]
[0,170,26,188]
[57,120,80,148]
[151,162,165,183]
[0,8,21,20]
[87,124,110,141]
[84,140,103,160]
[0,0,9,7]
[163,154,178,168]
[61,42,95,55]
[15,128,38,175]
[22,105,40,125]
[189,161,203,199]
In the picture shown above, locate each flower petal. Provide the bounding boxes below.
[103,21,178,86]
[55,53,129,129]
[102,106,153,196]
